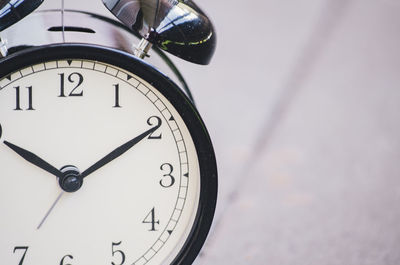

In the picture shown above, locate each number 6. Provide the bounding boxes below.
[60,255,73,265]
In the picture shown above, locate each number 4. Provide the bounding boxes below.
[13,246,28,265]
[143,207,160,231]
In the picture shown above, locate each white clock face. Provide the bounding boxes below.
[0,57,201,265]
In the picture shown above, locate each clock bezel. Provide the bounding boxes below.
[0,43,218,265]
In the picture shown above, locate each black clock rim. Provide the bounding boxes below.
[0,43,218,265]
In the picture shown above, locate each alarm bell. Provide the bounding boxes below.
[102,0,216,65]
[0,0,44,32]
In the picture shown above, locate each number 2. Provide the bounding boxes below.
[147,116,162,139]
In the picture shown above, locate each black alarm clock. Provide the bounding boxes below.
[0,1,217,265]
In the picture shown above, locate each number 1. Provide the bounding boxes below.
[113,84,121,108]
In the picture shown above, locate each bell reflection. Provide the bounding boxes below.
[0,0,44,31]
[103,0,216,65]
[0,1,9,10]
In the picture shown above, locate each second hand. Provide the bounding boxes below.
[37,191,64,230]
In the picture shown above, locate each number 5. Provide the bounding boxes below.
[112,241,126,265]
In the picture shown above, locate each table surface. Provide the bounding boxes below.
[38,0,400,264]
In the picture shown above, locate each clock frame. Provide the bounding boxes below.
[0,43,218,265]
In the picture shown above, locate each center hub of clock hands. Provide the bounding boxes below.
[5,126,156,229]
[4,126,156,192]
[59,165,83,193]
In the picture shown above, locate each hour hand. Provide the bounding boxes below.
[3,141,62,178]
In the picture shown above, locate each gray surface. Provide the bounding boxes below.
[40,0,400,264]
[191,0,400,264]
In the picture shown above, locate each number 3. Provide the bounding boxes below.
[160,163,175,188]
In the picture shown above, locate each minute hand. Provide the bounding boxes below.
[80,127,157,178]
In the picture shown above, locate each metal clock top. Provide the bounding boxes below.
[0,0,216,64]
[0,0,44,31]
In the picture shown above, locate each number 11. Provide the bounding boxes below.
[14,86,34,111]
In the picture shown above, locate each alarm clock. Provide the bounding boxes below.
[0,1,218,265]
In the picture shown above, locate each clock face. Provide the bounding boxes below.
[0,45,217,265]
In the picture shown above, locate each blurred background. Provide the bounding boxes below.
[36,0,400,264]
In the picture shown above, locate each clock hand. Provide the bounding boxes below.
[37,191,64,230]
[4,141,62,178]
[80,126,157,178]
[34,126,155,228]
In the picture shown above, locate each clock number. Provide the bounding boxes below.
[143,207,160,231]
[147,116,162,139]
[59,72,84,97]
[14,86,21,110]
[60,254,73,265]
[160,163,175,188]
[113,84,121,108]
[0,123,2,139]
[13,246,28,265]
[14,86,34,111]
[111,241,126,265]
